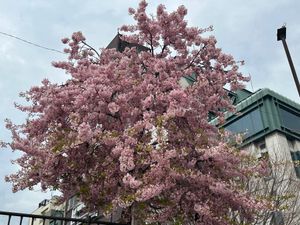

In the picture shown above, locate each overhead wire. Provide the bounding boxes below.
[0,31,66,54]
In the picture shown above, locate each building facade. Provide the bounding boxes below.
[64,195,122,225]
[212,88,300,225]
[29,196,65,225]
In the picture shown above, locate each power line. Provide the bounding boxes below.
[0,31,65,54]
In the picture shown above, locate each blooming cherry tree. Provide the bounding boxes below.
[4,1,265,224]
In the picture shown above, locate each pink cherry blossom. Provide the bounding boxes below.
[3,1,266,224]
[108,102,120,114]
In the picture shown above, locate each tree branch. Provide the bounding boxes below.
[81,41,101,59]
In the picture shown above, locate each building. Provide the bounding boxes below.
[214,88,300,175]
[106,33,150,53]
[29,196,65,225]
[64,195,122,224]
[28,195,124,225]
[224,88,298,145]
[209,88,300,225]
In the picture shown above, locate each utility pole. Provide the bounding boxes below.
[277,26,300,97]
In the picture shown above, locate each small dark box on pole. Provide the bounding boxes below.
[277,27,286,41]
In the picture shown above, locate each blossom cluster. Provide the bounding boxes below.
[4,1,264,224]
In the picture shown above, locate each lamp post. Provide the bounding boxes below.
[277,26,300,97]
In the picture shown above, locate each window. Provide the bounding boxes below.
[279,107,300,133]
[271,211,284,225]
[255,140,273,179]
[290,151,300,178]
[67,196,78,210]
[256,140,266,154]
[41,208,49,215]
[224,108,264,138]
[50,220,63,225]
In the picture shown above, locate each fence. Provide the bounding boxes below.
[0,210,129,225]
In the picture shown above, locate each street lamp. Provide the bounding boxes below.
[277,26,300,97]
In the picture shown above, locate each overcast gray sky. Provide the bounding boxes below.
[0,0,299,215]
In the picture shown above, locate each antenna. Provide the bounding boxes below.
[249,73,254,92]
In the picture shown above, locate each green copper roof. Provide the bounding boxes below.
[211,88,300,145]
[235,88,300,111]
[231,89,253,104]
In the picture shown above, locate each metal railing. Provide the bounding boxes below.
[0,210,129,225]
